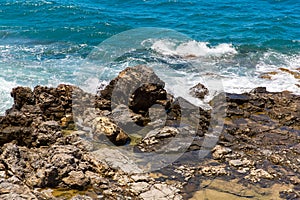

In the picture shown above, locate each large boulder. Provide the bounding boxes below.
[99,65,170,114]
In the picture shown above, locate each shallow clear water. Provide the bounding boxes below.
[0,0,299,114]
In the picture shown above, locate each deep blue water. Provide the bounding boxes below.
[0,0,300,114]
[1,0,299,48]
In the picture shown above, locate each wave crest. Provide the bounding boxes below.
[150,39,237,57]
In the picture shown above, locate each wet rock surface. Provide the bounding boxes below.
[188,88,300,199]
[0,65,299,199]
[189,83,209,99]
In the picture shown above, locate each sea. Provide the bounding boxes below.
[0,0,299,115]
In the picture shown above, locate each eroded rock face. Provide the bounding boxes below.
[11,87,35,109]
[33,84,74,121]
[0,83,138,199]
[99,65,171,115]
[100,65,164,99]
[0,136,141,199]
[0,176,38,200]
[0,67,190,199]
[0,65,300,199]
[0,84,77,146]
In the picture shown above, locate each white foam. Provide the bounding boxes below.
[153,50,300,107]
[81,78,106,94]
[150,39,237,57]
[1,38,299,117]
[254,52,300,94]
[0,78,18,115]
[256,52,300,72]
[150,64,222,110]
[0,42,87,114]
[222,73,299,95]
[221,52,300,95]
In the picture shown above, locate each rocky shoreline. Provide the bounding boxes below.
[0,65,299,199]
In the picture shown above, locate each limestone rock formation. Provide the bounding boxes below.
[0,65,299,199]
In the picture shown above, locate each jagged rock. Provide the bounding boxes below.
[245,168,274,182]
[0,84,78,146]
[0,65,300,200]
[95,65,177,137]
[92,116,130,146]
[62,171,90,189]
[99,65,171,115]
[97,65,172,125]
[212,145,232,159]
[111,104,150,132]
[189,83,209,99]
[200,165,229,176]
[85,171,109,187]
[129,83,168,114]
[0,176,38,200]
[33,84,74,121]
[10,87,34,109]
[32,121,62,147]
[100,65,164,101]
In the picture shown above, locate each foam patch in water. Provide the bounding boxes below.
[150,39,237,57]
[0,78,17,115]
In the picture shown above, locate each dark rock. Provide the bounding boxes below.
[10,87,34,110]
[0,66,299,199]
[33,84,74,121]
[213,87,300,190]
[226,93,250,104]
[99,65,170,114]
[189,83,209,99]
[129,83,167,114]
[32,121,62,147]
[250,87,267,93]
[100,65,164,100]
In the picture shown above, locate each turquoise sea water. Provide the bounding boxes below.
[0,0,300,114]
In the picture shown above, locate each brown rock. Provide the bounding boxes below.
[258,71,278,80]
[189,83,209,99]
[10,87,34,110]
[62,171,90,189]
[212,145,232,159]
[92,117,130,146]
[99,65,169,114]
[279,67,300,79]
